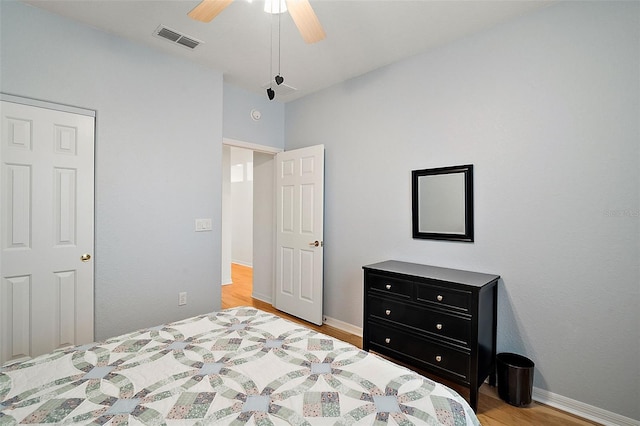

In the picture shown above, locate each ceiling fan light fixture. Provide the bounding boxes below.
[264,0,287,14]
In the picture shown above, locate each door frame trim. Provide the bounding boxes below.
[223,138,282,155]
[1,93,96,117]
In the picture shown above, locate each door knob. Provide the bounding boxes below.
[309,241,320,247]
[81,253,91,262]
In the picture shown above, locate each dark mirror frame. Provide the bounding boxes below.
[412,164,474,242]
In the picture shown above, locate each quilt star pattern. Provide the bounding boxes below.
[0,307,480,425]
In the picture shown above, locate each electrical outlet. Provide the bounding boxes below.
[178,292,187,306]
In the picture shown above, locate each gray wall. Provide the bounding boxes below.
[1,1,223,340]
[252,151,276,303]
[285,1,639,420]
[223,83,285,148]
[230,147,254,266]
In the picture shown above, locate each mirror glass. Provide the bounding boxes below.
[412,164,474,242]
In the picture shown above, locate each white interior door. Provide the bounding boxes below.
[274,144,324,325]
[0,98,95,364]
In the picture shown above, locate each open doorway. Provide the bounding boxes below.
[222,140,280,308]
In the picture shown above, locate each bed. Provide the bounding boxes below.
[0,307,480,425]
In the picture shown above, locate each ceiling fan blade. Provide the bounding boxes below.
[188,0,234,23]
[285,0,325,44]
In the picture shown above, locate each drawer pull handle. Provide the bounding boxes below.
[385,309,391,316]
[436,323,443,330]
[385,284,392,290]
[436,295,443,302]
[435,355,442,362]
[385,338,391,344]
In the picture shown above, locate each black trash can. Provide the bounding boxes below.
[496,352,535,406]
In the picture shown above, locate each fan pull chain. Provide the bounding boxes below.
[267,9,275,100]
[276,10,284,85]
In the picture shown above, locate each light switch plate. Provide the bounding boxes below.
[195,218,212,231]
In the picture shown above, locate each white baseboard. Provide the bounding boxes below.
[251,293,272,304]
[322,314,363,338]
[533,388,639,426]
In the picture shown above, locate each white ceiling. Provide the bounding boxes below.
[23,0,554,102]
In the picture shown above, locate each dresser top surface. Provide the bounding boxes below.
[363,260,499,288]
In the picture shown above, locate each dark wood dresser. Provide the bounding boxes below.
[362,260,499,411]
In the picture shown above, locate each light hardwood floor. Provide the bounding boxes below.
[222,263,599,426]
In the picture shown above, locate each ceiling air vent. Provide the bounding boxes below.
[154,25,202,50]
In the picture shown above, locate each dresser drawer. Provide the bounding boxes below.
[368,321,470,381]
[367,273,413,299]
[416,282,471,313]
[367,296,471,346]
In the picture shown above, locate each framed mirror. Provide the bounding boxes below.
[412,164,474,242]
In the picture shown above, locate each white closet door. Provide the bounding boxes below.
[1,99,95,364]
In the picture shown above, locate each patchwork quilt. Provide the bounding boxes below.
[0,307,480,425]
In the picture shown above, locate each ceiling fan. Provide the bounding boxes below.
[188,0,326,44]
